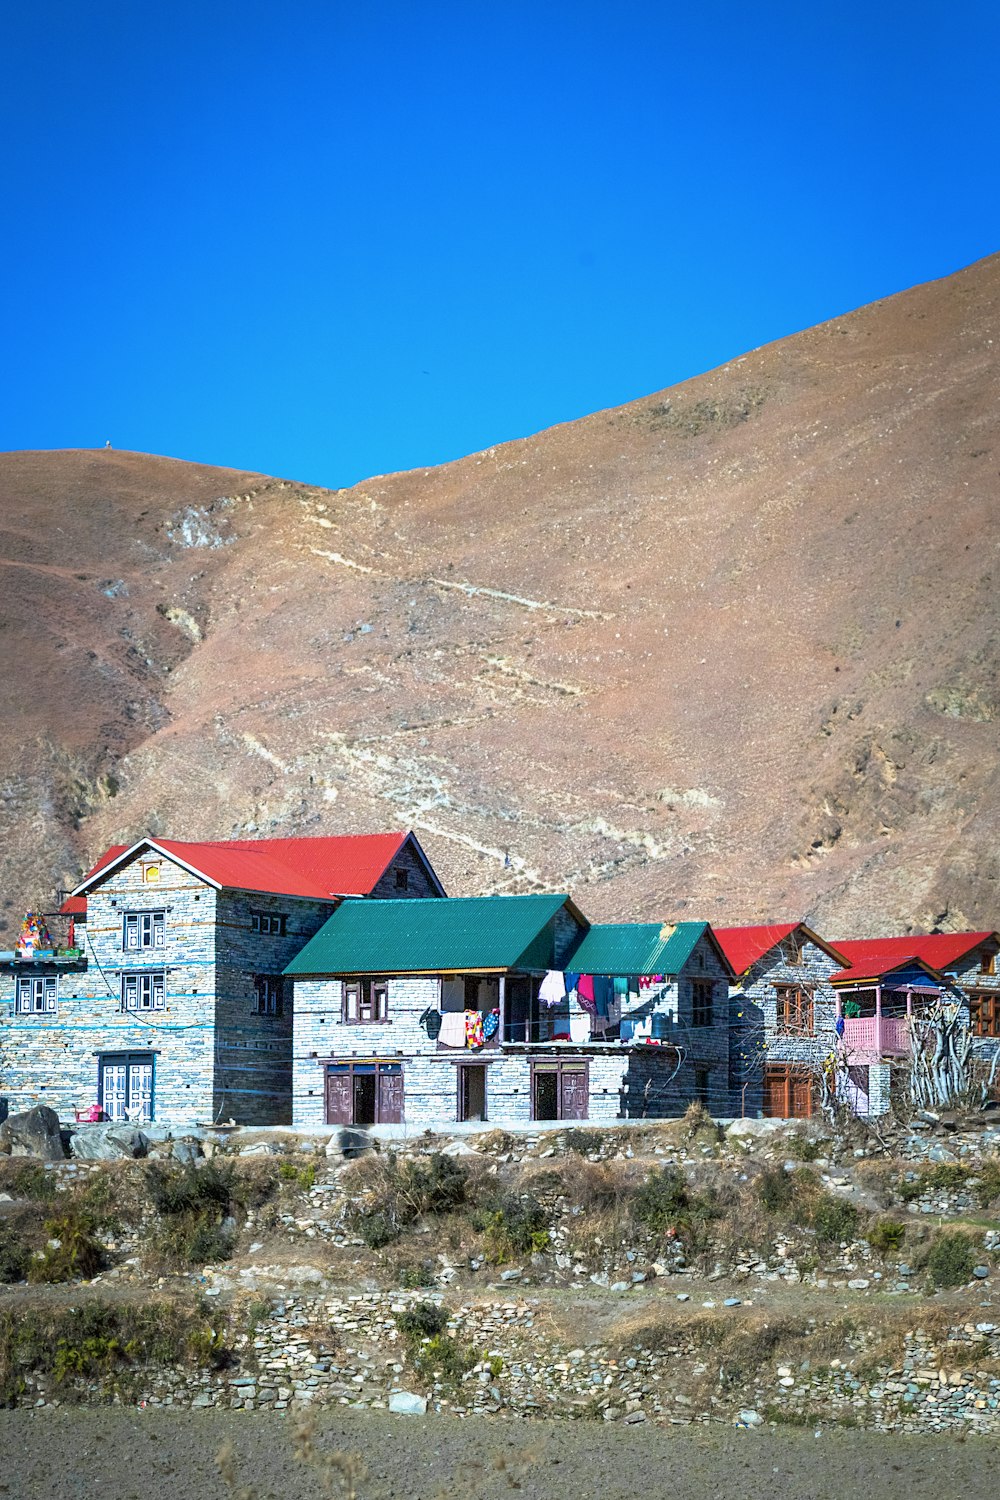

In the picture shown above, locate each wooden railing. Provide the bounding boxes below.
[841,1015,910,1059]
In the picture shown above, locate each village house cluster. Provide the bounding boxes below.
[1,831,997,1132]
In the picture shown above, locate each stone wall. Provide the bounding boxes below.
[214,890,336,1126]
[729,935,842,1117]
[369,837,444,899]
[0,856,218,1126]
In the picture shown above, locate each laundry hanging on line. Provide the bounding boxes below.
[539,970,567,1006]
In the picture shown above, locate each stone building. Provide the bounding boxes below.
[0,832,443,1127]
[715,924,848,1119]
[288,896,737,1130]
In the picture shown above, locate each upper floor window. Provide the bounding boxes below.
[17,975,57,1014]
[251,912,287,936]
[691,980,714,1028]
[122,971,165,1012]
[123,911,165,951]
[785,937,803,966]
[141,862,161,886]
[393,866,409,891]
[979,949,996,977]
[253,975,283,1016]
[969,990,1000,1038]
[776,984,814,1034]
[343,978,388,1024]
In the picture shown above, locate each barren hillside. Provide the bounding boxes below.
[2,253,999,936]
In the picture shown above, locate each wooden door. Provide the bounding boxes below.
[128,1059,154,1123]
[325,1067,353,1125]
[560,1065,589,1120]
[100,1060,129,1122]
[378,1066,405,1125]
[790,1070,813,1119]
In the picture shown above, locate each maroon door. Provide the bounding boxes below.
[325,1067,352,1125]
[560,1065,589,1120]
[378,1067,405,1125]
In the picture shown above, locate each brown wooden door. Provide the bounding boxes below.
[560,1065,589,1120]
[790,1070,813,1119]
[378,1067,405,1125]
[325,1068,352,1125]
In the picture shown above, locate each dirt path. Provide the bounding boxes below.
[3,1408,996,1500]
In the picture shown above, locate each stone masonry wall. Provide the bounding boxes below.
[214,891,336,1126]
[730,935,841,1116]
[369,837,443,899]
[1,855,218,1126]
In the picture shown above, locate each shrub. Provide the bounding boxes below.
[395,1301,448,1341]
[973,1158,1000,1208]
[27,1211,105,1283]
[470,1190,550,1263]
[785,1132,823,1163]
[562,1129,604,1157]
[868,1218,906,1256]
[899,1162,970,1202]
[631,1167,717,1249]
[411,1332,478,1385]
[279,1161,317,1191]
[344,1152,469,1247]
[925,1231,977,1288]
[806,1193,860,1246]
[1,1163,57,1202]
[0,1235,29,1284]
[397,1258,436,1289]
[756,1167,795,1213]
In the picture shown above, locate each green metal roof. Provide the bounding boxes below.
[285,893,579,976]
[566,921,708,977]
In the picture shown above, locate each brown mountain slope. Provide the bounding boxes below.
[2,254,999,938]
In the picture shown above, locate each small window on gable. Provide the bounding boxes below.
[251,912,287,936]
[691,980,714,1027]
[17,976,57,1014]
[696,950,705,970]
[980,948,996,977]
[142,862,161,886]
[394,866,409,891]
[786,936,803,966]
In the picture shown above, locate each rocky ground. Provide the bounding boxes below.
[3,1107,1000,1441]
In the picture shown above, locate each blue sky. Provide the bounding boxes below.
[3,1,998,489]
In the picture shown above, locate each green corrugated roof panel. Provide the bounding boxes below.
[567,921,707,977]
[285,893,576,976]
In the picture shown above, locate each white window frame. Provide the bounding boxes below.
[253,975,283,1016]
[17,975,58,1014]
[121,971,166,1012]
[123,910,166,951]
[251,912,287,936]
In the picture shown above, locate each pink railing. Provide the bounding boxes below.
[842,1015,911,1059]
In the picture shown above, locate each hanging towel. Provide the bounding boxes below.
[438,1011,467,1048]
[483,1008,500,1040]
[564,972,580,994]
[539,970,567,1006]
[465,1010,484,1049]
[569,1010,591,1044]
[613,976,629,998]
[594,975,613,1019]
[577,974,595,1003]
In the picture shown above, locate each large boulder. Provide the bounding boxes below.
[0,1105,66,1160]
[70,1124,149,1160]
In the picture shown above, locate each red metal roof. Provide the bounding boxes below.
[830,953,945,986]
[68,832,426,908]
[713,922,848,976]
[832,932,998,978]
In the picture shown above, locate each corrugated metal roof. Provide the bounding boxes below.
[830,954,945,986]
[714,922,849,975]
[567,921,707,977]
[70,833,428,903]
[832,932,998,974]
[285,893,577,976]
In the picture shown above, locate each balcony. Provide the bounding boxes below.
[841,1014,911,1062]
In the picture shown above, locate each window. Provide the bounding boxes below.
[142,862,161,885]
[393,866,409,891]
[969,990,1000,1038]
[694,1066,711,1106]
[17,976,57,1014]
[123,910,165,950]
[254,975,283,1016]
[121,971,165,1011]
[251,911,287,936]
[343,978,388,1024]
[979,949,997,977]
[785,937,803,966]
[691,980,714,1027]
[776,984,814,1034]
